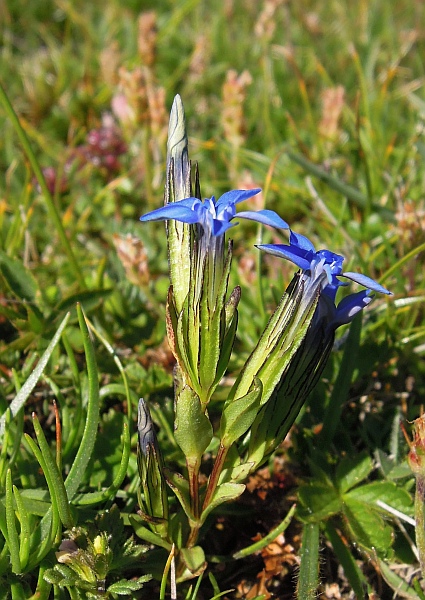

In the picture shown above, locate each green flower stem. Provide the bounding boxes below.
[188,459,200,520]
[415,474,425,578]
[0,82,86,289]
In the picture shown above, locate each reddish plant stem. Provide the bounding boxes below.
[202,444,229,512]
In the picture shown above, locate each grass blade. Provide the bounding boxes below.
[64,304,100,499]
[0,312,71,438]
[30,413,74,528]
[6,469,21,574]
[0,82,86,288]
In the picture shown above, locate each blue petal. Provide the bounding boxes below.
[334,290,373,326]
[215,188,261,209]
[212,219,235,236]
[140,198,200,223]
[237,209,289,229]
[257,244,312,270]
[342,272,392,295]
[289,230,316,252]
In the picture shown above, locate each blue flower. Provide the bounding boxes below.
[140,189,289,237]
[258,230,392,329]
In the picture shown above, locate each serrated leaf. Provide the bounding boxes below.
[297,483,342,522]
[343,497,393,556]
[0,250,38,301]
[107,576,151,594]
[335,451,373,493]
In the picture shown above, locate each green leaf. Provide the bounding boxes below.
[376,558,420,599]
[56,288,112,313]
[164,469,195,521]
[12,486,31,571]
[64,304,100,499]
[220,378,262,448]
[6,469,21,574]
[107,576,151,594]
[0,251,37,301]
[335,451,373,494]
[177,546,207,582]
[29,413,74,528]
[346,480,414,517]
[174,386,212,462]
[0,312,71,438]
[324,522,370,599]
[297,483,342,522]
[200,482,245,522]
[129,515,172,551]
[343,497,393,556]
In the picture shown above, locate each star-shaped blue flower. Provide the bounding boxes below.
[258,230,392,328]
[140,189,289,236]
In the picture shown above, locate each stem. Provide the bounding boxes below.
[202,444,229,512]
[416,475,425,577]
[187,459,200,520]
[186,458,201,548]
[0,82,86,288]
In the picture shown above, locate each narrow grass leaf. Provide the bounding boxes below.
[234,504,296,559]
[71,422,131,506]
[0,312,71,438]
[12,486,31,571]
[318,314,362,449]
[64,304,100,499]
[324,522,368,598]
[6,469,21,574]
[30,414,73,528]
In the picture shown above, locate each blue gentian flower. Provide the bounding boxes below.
[140,189,289,236]
[141,189,289,304]
[258,230,391,330]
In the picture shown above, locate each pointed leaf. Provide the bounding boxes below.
[220,378,262,448]
[200,482,245,522]
[0,312,71,438]
[174,386,212,461]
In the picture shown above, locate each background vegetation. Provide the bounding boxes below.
[0,0,424,598]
